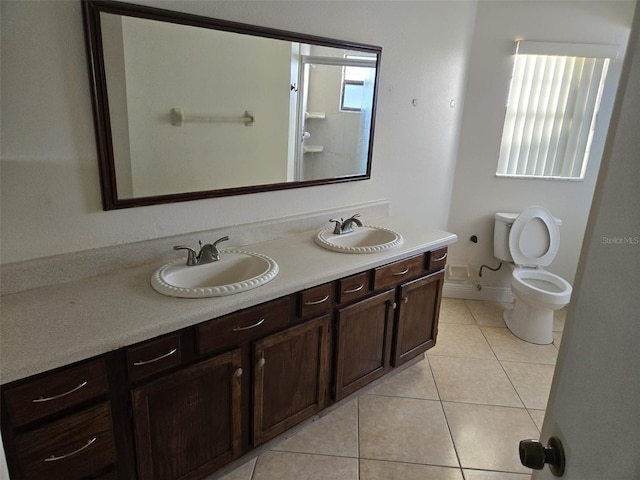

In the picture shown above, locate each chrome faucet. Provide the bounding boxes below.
[174,236,229,266]
[329,214,363,235]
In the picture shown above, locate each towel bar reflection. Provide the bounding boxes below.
[170,108,255,127]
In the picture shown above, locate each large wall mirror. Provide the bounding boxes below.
[83,0,381,210]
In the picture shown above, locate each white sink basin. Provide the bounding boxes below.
[315,226,403,254]
[151,250,278,298]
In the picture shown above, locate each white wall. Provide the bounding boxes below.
[0,0,476,264]
[446,0,635,290]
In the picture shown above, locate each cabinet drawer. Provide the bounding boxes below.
[298,282,334,318]
[426,247,448,273]
[127,333,182,383]
[199,297,290,354]
[4,359,108,427]
[337,272,371,304]
[15,402,116,480]
[373,255,424,291]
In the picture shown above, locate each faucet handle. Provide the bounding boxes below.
[329,218,343,235]
[174,246,198,266]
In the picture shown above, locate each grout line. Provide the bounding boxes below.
[249,457,257,480]
[428,352,466,474]
[356,395,360,480]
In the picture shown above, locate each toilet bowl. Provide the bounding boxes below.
[505,268,572,344]
[494,206,572,344]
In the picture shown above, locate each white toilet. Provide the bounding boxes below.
[494,206,572,344]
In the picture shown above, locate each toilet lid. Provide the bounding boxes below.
[509,206,560,267]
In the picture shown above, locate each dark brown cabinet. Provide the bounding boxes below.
[334,289,395,401]
[14,402,116,480]
[1,245,448,480]
[1,359,116,480]
[393,270,444,366]
[252,315,331,446]
[130,349,243,480]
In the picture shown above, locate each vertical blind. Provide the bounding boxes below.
[497,41,617,179]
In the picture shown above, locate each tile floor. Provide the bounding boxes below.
[211,298,566,480]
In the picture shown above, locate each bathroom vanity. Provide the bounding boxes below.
[0,216,455,480]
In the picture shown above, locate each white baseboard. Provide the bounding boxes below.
[443,282,513,303]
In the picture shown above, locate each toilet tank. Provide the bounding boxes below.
[494,211,564,262]
[494,212,518,262]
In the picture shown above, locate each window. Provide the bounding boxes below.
[497,41,617,180]
[340,55,375,112]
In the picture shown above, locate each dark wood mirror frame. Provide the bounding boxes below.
[82,0,382,210]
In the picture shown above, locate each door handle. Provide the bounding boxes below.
[519,437,565,476]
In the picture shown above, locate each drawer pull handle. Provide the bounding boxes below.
[44,437,96,462]
[393,268,410,276]
[133,348,178,366]
[343,284,364,294]
[232,318,265,331]
[305,295,329,305]
[432,252,448,262]
[32,381,88,403]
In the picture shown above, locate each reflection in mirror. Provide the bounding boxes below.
[83,1,381,209]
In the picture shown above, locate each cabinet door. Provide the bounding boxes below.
[253,316,330,446]
[334,289,396,401]
[131,350,243,480]
[393,271,444,367]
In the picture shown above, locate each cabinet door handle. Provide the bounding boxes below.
[232,318,265,331]
[393,268,410,276]
[257,358,266,368]
[133,348,177,366]
[343,284,364,294]
[433,252,448,262]
[234,368,243,378]
[403,296,409,304]
[32,381,88,403]
[304,295,329,305]
[44,437,96,462]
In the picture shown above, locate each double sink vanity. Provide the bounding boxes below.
[0,214,456,480]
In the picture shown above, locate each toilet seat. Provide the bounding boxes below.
[509,206,559,267]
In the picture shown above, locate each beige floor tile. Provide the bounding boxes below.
[209,458,256,480]
[439,298,476,324]
[463,470,531,480]
[359,395,458,467]
[430,356,522,407]
[466,300,510,327]
[553,307,567,332]
[367,355,439,400]
[553,330,563,348]
[528,409,546,431]
[443,402,539,473]
[481,327,558,365]
[429,323,496,359]
[252,451,358,480]
[360,459,464,480]
[271,399,358,457]
[502,361,555,410]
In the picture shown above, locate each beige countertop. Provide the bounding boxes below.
[0,216,456,384]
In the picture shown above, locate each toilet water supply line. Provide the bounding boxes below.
[475,262,503,290]
[469,234,503,290]
[479,262,502,277]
